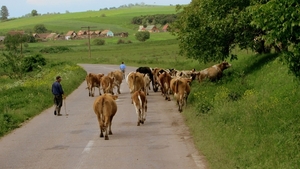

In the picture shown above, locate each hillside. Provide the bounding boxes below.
[0,6,177,35]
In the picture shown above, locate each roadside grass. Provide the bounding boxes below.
[0,62,86,137]
[184,53,300,168]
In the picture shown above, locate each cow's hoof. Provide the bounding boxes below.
[105,136,109,140]
[100,133,104,138]
[137,122,140,126]
[109,131,113,135]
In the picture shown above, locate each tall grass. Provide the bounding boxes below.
[0,62,86,137]
[185,53,300,168]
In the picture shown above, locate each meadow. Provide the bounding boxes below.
[1,5,300,169]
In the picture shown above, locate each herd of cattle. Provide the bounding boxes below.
[86,61,232,140]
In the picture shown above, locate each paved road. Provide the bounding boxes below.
[0,64,207,169]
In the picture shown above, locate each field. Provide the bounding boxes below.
[1,5,300,169]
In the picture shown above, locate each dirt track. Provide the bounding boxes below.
[0,64,207,169]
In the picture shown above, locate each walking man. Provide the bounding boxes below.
[52,76,64,116]
[120,61,126,79]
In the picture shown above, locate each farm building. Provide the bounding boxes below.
[77,30,87,36]
[162,24,169,32]
[65,31,76,40]
[138,25,145,31]
[100,30,114,37]
[145,25,159,33]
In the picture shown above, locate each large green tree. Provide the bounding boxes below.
[0,5,9,20]
[171,0,254,63]
[33,24,47,33]
[31,10,38,16]
[249,0,300,77]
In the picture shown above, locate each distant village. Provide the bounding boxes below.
[0,24,169,42]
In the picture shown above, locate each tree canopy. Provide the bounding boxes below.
[0,6,9,20]
[171,0,300,77]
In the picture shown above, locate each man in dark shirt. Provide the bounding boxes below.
[52,76,64,116]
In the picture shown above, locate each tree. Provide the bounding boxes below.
[249,0,300,77]
[31,10,38,16]
[135,31,150,42]
[33,24,47,33]
[0,6,9,20]
[170,1,254,63]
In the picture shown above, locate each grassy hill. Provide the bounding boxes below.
[0,6,177,35]
[1,5,300,169]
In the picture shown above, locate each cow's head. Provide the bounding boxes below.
[219,61,232,71]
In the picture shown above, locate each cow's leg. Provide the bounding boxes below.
[97,114,104,137]
[92,87,95,97]
[98,87,101,96]
[108,116,113,135]
[104,121,109,140]
[134,103,141,126]
[117,84,121,94]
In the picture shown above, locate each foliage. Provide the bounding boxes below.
[135,31,150,42]
[4,34,24,52]
[0,6,9,21]
[93,39,105,45]
[248,0,300,77]
[0,52,24,79]
[39,46,71,53]
[33,24,47,33]
[0,63,86,137]
[22,54,47,72]
[131,14,177,25]
[31,10,38,16]
[171,1,255,63]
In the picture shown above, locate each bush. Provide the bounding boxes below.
[135,31,150,42]
[117,39,125,44]
[22,54,47,72]
[40,46,71,53]
[93,39,105,45]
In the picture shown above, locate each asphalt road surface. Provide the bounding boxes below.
[0,64,207,169]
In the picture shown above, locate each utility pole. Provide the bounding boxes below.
[81,26,97,58]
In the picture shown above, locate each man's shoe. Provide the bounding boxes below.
[54,110,57,115]
[57,114,62,116]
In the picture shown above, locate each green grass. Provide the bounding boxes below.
[0,6,177,35]
[1,5,300,169]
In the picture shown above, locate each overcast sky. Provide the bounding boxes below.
[2,0,191,18]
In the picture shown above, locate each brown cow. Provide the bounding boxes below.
[93,93,118,140]
[170,77,191,112]
[101,75,115,94]
[158,72,172,101]
[132,90,147,126]
[127,72,145,94]
[193,61,232,82]
[107,70,123,94]
[152,67,163,92]
[143,74,151,95]
[86,73,104,97]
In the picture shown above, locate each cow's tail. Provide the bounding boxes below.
[97,97,105,129]
[138,92,143,108]
[174,79,179,94]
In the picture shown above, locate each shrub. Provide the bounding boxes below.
[93,39,105,45]
[39,46,71,53]
[22,54,47,72]
[135,31,150,42]
[117,39,125,44]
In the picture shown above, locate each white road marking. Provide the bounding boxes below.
[82,140,94,154]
